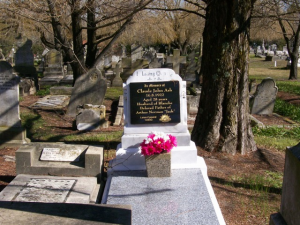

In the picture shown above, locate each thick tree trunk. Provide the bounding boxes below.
[70,0,86,85]
[191,0,257,155]
[289,52,298,80]
[85,0,97,69]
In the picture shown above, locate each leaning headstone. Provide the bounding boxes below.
[167,49,186,75]
[269,142,300,225]
[250,78,278,115]
[67,67,107,117]
[0,61,29,144]
[131,45,143,62]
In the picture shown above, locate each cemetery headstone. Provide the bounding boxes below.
[112,64,123,87]
[67,67,107,117]
[40,49,64,86]
[111,68,197,170]
[167,49,186,75]
[19,77,36,96]
[0,61,28,144]
[250,77,278,115]
[131,44,143,62]
[149,58,162,69]
[14,39,38,90]
[0,48,5,60]
[104,68,226,225]
[269,142,300,225]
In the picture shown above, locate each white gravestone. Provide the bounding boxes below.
[167,49,186,75]
[251,77,278,115]
[0,61,21,127]
[40,148,82,162]
[110,68,202,170]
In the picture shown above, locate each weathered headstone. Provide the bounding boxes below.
[76,104,107,130]
[67,67,107,117]
[30,95,70,110]
[251,78,278,115]
[14,39,38,90]
[167,49,186,75]
[269,142,300,225]
[131,45,143,62]
[0,61,29,144]
[40,49,64,86]
[112,64,123,87]
[19,78,36,96]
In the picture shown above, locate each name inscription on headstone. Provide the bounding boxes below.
[40,148,82,162]
[130,81,180,124]
[0,75,16,91]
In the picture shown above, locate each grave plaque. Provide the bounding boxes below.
[40,148,82,162]
[130,81,180,124]
[14,178,76,203]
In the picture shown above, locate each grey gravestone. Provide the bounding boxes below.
[270,142,300,225]
[14,39,38,90]
[67,68,107,117]
[40,49,64,86]
[0,61,29,144]
[112,64,123,87]
[167,49,186,75]
[0,61,21,127]
[185,50,199,81]
[131,45,143,62]
[149,58,162,69]
[251,78,278,115]
[19,78,36,96]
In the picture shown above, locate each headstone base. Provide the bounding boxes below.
[0,127,30,146]
[121,131,191,149]
[110,141,201,171]
[16,143,103,179]
[269,213,287,225]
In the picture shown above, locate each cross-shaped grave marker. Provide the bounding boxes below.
[167,49,186,75]
[112,64,123,87]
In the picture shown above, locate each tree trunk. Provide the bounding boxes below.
[70,0,86,85]
[289,52,298,80]
[191,0,257,155]
[85,0,97,69]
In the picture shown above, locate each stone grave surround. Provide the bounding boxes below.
[251,77,278,115]
[110,68,202,171]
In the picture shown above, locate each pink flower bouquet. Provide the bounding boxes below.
[139,132,177,156]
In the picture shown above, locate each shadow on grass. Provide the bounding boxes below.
[209,176,282,194]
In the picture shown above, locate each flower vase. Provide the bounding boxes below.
[145,151,171,177]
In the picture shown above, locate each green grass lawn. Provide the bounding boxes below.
[249,54,300,151]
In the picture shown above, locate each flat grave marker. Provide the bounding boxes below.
[40,148,82,162]
[14,178,75,203]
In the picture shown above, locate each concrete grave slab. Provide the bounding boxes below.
[16,142,103,178]
[0,174,98,204]
[30,95,70,110]
[103,167,225,225]
[0,201,131,225]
